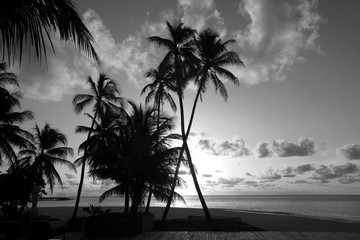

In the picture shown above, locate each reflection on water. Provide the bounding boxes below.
[37,195,360,222]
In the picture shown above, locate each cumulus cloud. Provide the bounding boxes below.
[65,173,77,179]
[281,166,296,178]
[13,34,95,101]
[15,9,161,102]
[294,163,315,174]
[293,180,309,184]
[66,180,79,186]
[178,0,227,37]
[272,137,316,157]
[83,10,157,87]
[261,170,282,181]
[197,136,251,157]
[312,163,359,180]
[337,144,360,160]
[254,141,272,158]
[179,170,190,175]
[202,174,212,177]
[234,0,323,84]
[218,177,243,187]
[282,164,315,178]
[205,177,243,188]
[338,174,360,184]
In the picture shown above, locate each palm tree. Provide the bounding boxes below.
[149,21,213,222]
[18,123,75,210]
[151,26,244,222]
[173,29,243,220]
[0,0,99,64]
[141,60,177,212]
[71,73,123,219]
[0,62,34,165]
[185,28,243,152]
[85,101,185,215]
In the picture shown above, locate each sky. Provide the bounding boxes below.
[3,0,360,196]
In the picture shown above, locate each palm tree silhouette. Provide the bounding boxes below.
[148,21,213,221]
[185,28,243,151]
[18,123,75,210]
[0,62,34,165]
[85,101,185,215]
[0,0,99,64]
[141,60,177,212]
[71,73,123,219]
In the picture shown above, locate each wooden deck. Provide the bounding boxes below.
[59,231,360,240]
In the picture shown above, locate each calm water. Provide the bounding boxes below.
[37,195,360,222]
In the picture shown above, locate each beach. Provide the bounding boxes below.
[39,206,360,233]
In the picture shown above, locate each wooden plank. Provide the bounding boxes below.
[61,231,360,240]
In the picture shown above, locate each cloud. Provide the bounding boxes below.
[281,166,296,178]
[65,173,77,179]
[294,163,315,174]
[13,34,95,101]
[177,0,227,37]
[287,179,309,184]
[83,10,157,87]
[217,177,243,187]
[196,136,251,157]
[202,174,212,177]
[14,9,161,102]
[205,177,243,188]
[338,174,360,184]
[272,137,316,157]
[312,163,359,180]
[243,180,260,187]
[254,141,272,158]
[281,163,315,178]
[337,144,360,160]
[261,170,282,181]
[179,170,190,175]
[66,180,79,186]
[234,0,323,85]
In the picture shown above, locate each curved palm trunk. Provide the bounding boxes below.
[146,96,162,212]
[71,110,98,219]
[31,184,41,210]
[145,182,153,213]
[124,186,130,214]
[163,81,212,221]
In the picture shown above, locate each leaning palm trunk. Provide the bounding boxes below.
[162,59,212,222]
[145,96,162,212]
[71,110,98,219]
[31,184,41,210]
[163,81,211,221]
[145,182,153,213]
[124,186,130,214]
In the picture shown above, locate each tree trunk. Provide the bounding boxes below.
[71,157,86,219]
[145,183,153,213]
[31,184,40,210]
[161,147,183,221]
[71,110,98,219]
[163,75,212,221]
[124,186,130,214]
[184,142,212,221]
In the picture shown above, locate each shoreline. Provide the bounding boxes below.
[39,206,360,232]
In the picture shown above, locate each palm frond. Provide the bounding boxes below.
[0,0,100,64]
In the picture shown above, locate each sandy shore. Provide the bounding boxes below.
[39,206,360,232]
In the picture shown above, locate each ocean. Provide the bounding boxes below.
[37,195,360,222]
